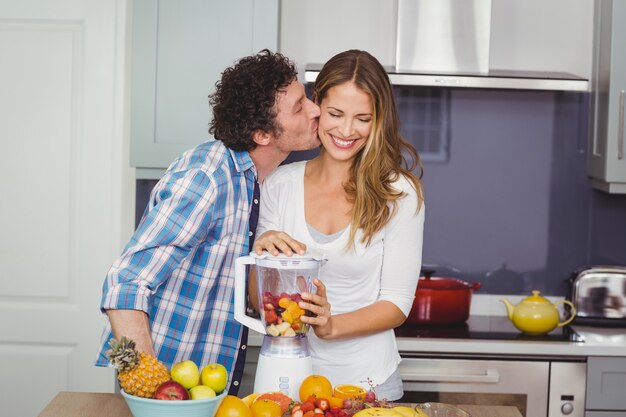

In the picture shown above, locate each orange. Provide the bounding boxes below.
[333,384,367,400]
[250,399,283,417]
[255,392,294,413]
[242,393,261,407]
[215,395,252,417]
[299,374,333,402]
[329,396,344,408]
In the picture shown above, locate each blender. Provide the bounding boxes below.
[234,253,324,398]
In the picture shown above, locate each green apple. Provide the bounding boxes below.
[170,360,200,389]
[200,363,228,393]
[189,384,217,400]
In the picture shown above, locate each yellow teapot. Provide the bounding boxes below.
[501,291,577,335]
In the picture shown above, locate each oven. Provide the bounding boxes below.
[398,354,586,417]
[395,316,587,417]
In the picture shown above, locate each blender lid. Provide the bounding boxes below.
[250,251,327,269]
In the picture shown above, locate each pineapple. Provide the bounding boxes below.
[106,336,170,398]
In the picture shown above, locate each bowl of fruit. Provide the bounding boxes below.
[107,337,229,417]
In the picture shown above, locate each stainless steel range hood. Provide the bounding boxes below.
[305,0,588,92]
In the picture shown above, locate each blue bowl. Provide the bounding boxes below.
[121,389,227,417]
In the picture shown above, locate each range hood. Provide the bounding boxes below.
[305,0,588,92]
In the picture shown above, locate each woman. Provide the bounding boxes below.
[252,50,425,400]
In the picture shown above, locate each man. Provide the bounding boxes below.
[95,50,320,395]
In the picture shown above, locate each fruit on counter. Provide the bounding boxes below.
[106,336,170,398]
[189,384,217,399]
[391,406,423,417]
[153,380,190,400]
[242,392,261,407]
[353,408,403,417]
[412,408,428,417]
[251,399,283,417]
[255,392,294,413]
[171,359,200,389]
[299,374,333,402]
[328,397,344,408]
[262,291,308,336]
[201,363,229,393]
[216,395,253,417]
[333,385,367,400]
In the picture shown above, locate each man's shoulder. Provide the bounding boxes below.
[168,140,241,176]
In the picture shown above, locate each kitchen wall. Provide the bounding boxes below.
[399,88,620,296]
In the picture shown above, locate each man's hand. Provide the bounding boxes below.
[106,309,155,356]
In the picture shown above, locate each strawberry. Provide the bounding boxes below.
[302,401,315,413]
[292,409,303,417]
[315,398,330,411]
[265,309,278,324]
[303,411,316,417]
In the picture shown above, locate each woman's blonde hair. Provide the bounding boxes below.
[313,49,424,247]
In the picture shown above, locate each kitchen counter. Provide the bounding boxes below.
[395,319,626,358]
[38,392,523,417]
[248,315,626,358]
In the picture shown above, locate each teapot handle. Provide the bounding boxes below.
[554,300,577,327]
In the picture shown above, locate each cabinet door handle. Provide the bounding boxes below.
[619,90,625,160]
[400,369,500,384]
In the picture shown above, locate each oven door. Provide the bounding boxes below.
[398,357,550,417]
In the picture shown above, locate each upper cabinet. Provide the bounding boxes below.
[588,0,626,193]
[130,0,278,176]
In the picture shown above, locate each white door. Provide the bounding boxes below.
[0,0,133,415]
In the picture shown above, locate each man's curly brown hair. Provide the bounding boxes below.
[208,49,297,152]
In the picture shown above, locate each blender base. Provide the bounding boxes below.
[254,353,313,399]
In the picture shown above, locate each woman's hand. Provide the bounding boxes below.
[253,230,306,256]
[299,278,333,339]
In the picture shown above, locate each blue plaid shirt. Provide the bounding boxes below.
[96,140,256,380]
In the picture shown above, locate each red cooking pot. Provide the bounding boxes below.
[407,270,481,325]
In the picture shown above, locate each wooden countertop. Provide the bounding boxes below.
[38,392,523,417]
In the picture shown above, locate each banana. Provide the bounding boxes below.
[353,408,403,417]
[392,406,421,417]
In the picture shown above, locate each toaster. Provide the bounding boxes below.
[569,266,626,326]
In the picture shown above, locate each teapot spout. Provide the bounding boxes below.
[500,298,514,320]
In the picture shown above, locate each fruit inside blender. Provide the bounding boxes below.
[261,291,313,336]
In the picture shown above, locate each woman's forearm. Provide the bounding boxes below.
[316,300,406,340]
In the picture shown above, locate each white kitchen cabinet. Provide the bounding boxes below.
[586,356,626,414]
[588,0,626,193]
[130,0,278,177]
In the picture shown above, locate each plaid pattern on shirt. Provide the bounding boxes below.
[95,140,256,378]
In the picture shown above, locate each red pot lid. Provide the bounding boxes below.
[418,276,479,290]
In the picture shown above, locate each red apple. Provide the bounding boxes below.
[153,381,190,400]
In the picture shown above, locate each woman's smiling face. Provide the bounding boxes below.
[318,82,373,162]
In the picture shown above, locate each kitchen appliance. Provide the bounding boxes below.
[407,270,481,325]
[501,291,576,335]
[398,354,586,417]
[395,316,586,417]
[305,0,588,91]
[569,266,626,326]
[234,253,324,399]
